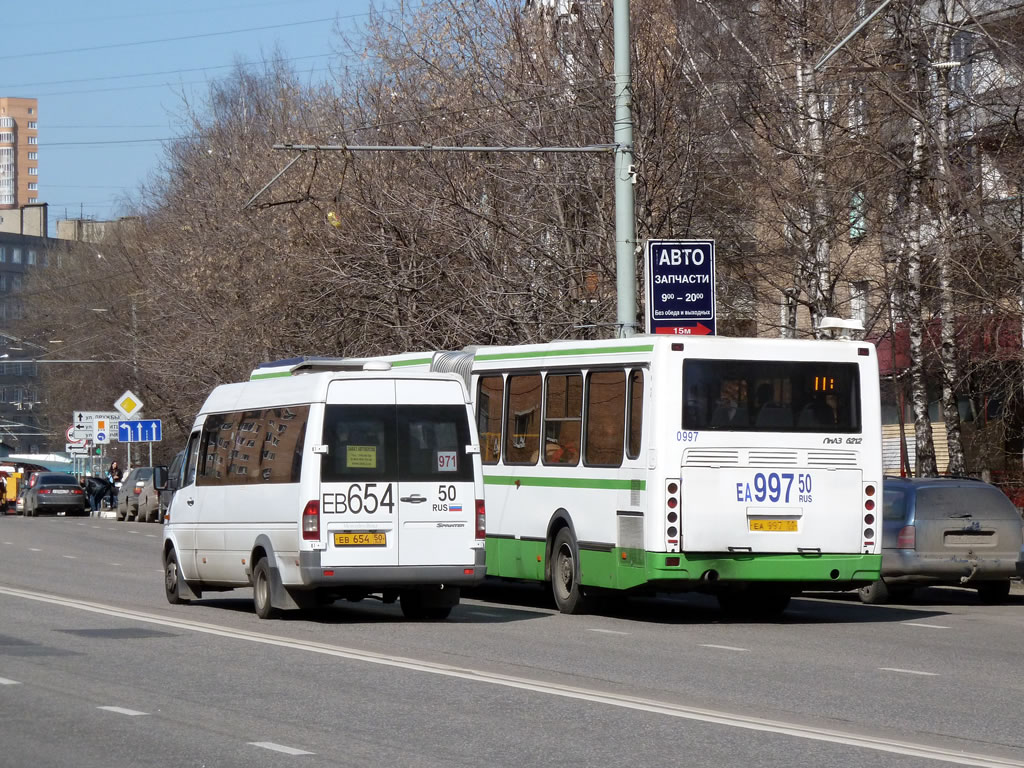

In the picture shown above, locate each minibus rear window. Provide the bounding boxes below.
[321,405,399,483]
[398,405,473,482]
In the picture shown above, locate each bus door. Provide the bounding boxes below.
[394,379,476,567]
[320,379,400,568]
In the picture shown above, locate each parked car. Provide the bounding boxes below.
[117,467,158,522]
[22,473,88,517]
[158,450,185,522]
[859,477,1024,604]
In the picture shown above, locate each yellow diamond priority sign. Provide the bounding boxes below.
[114,389,144,418]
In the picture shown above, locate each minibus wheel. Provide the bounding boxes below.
[252,559,278,619]
[551,528,588,614]
[164,549,188,605]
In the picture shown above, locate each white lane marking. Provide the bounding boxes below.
[0,677,22,685]
[700,644,749,652]
[145,534,157,538]
[879,667,940,677]
[109,563,121,567]
[587,628,631,636]
[91,526,101,529]
[28,548,41,552]
[249,742,315,756]
[3,541,12,545]
[98,706,148,716]
[0,586,1018,768]
[128,530,139,535]
[904,622,950,629]
[62,555,77,560]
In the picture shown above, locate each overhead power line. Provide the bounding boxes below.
[0,17,338,60]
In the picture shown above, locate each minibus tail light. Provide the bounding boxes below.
[475,500,486,540]
[302,500,320,540]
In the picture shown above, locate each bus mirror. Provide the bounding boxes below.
[153,466,169,491]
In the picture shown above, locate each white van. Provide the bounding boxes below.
[160,359,486,620]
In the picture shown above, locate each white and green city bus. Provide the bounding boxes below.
[255,336,883,617]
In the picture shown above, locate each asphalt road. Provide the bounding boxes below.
[1,514,1023,768]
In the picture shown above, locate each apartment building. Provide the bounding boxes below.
[0,97,40,209]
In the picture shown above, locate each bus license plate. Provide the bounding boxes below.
[749,519,798,532]
[334,532,386,547]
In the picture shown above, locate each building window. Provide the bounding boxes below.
[27,183,37,191]
[27,121,37,129]
[850,280,870,325]
[12,249,21,264]
[0,247,5,262]
[11,275,22,291]
[27,136,37,145]
[27,167,38,176]
[0,117,12,128]
[850,191,867,239]
[27,250,36,265]
[0,133,13,144]
[27,108,33,115]
[0,275,6,291]
[27,152,37,160]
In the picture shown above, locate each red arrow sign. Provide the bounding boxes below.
[655,323,713,336]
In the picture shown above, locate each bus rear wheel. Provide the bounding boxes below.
[551,528,588,615]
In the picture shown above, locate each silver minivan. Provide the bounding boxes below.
[859,477,1024,604]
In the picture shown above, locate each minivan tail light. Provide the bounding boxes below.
[475,500,486,540]
[302,500,320,540]
[897,525,916,549]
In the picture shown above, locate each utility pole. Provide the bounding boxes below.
[613,0,638,336]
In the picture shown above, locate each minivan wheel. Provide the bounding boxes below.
[164,549,188,605]
[252,559,277,619]
[977,580,1012,604]
[857,580,890,605]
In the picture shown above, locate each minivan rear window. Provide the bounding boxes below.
[915,485,1021,520]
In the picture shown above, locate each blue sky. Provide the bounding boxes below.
[1,0,399,234]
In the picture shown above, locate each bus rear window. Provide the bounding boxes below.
[682,359,861,433]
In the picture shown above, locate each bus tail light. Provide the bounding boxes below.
[897,525,916,549]
[302,500,320,541]
[665,478,681,553]
[475,500,486,540]
[864,483,877,545]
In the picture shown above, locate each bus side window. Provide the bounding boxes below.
[627,369,644,459]
[477,376,503,465]
[505,374,541,465]
[183,431,201,488]
[584,370,626,467]
[543,372,582,465]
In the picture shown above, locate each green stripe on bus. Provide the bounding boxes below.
[475,344,654,362]
[391,357,433,367]
[484,475,645,491]
[251,371,293,380]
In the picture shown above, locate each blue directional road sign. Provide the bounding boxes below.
[118,419,162,443]
[644,239,716,335]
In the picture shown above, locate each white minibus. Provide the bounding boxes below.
[160,359,486,620]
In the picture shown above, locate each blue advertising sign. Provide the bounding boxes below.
[644,239,716,335]
[118,419,162,443]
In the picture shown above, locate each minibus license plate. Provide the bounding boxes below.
[749,519,797,532]
[334,532,386,547]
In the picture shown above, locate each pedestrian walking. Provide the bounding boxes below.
[106,461,123,509]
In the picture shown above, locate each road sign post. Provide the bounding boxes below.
[644,239,717,335]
